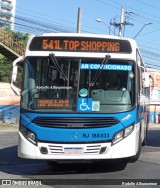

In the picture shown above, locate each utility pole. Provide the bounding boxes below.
[77,7,82,33]
[110,6,133,37]
[119,6,124,37]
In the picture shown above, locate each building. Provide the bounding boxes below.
[0,0,16,30]
[148,68,160,123]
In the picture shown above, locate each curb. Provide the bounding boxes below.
[0,128,18,132]
[0,124,18,132]
[149,123,160,128]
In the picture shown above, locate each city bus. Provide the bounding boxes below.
[11,33,150,163]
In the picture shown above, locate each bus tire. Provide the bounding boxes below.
[129,134,142,163]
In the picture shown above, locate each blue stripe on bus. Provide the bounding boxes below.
[20,109,138,142]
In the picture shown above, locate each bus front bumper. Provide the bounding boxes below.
[18,126,140,160]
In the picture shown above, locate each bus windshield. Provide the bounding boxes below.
[21,56,135,113]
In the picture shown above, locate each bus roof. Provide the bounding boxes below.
[29,32,136,43]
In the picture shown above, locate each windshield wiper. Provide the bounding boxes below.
[89,55,110,87]
[49,53,68,81]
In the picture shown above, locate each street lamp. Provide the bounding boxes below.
[134,23,152,39]
[96,18,114,35]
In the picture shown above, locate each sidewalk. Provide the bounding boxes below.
[149,123,160,128]
[0,123,18,132]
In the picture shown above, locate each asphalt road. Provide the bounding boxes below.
[0,124,160,187]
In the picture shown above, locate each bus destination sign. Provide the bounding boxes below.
[29,36,132,53]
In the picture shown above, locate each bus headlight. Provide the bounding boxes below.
[112,125,134,145]
[20,124,37,146]
[124,125,134,137]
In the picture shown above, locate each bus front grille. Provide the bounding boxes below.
[32,117,119,128]
[46,144,103,154]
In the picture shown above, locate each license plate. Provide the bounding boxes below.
[64,147,84,154]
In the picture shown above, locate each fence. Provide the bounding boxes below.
[0,27,26,57]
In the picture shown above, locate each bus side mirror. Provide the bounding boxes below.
[12,65,18,82]
[11,56,24,96]
[142,72,149,88]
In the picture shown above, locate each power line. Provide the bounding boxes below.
[95,0,119,10]
[15,7,97,34]
[135,0,160,11]
[12,2,160,69]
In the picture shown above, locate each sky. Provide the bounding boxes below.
[15,0,160,69]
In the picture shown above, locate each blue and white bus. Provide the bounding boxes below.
[11,33,150,163]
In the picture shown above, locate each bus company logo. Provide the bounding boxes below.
[67,123,83,128]
[71,132,79,140]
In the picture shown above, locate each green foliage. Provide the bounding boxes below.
[0,54,12,82]
[0,31,29,82]
[15,31,30,42]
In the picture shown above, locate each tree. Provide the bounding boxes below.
[0,54,11,82]
[15,31,30,42]
[0,31,29,82]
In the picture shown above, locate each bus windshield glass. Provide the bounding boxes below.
[21,56,135,113]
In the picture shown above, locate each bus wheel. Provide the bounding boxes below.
[129,135,142,163]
